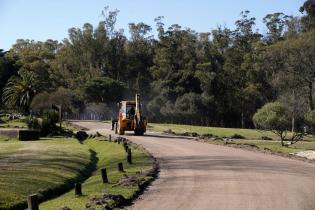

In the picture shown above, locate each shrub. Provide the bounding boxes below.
[26,116,41,129]
[41,109,59,136]
[253,102,307,146]
[253,102,290,132]
[75,131,88,141]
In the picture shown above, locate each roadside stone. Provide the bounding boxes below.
[164,129,175,134]
[230,134,246,139]
[261,136,273,140]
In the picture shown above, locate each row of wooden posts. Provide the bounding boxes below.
[27,134,132,210]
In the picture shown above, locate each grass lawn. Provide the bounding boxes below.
[148,123,278,139]
[40,138,154,210]
[148,123,315,141]
[0,118,27,128]
[0,137,92,210]
[232,140,315,154]
[148,123,315,154]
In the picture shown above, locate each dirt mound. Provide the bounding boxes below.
[86,194,126,209]
[114,175,143,187]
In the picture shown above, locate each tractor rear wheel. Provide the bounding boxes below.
[134,129,144,136]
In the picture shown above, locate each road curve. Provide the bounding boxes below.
[72,121,315,210]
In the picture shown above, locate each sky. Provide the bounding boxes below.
[0,0,305,51]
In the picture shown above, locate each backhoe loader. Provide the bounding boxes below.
[116,94,147,135]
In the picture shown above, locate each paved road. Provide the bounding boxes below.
[72,121,315,210]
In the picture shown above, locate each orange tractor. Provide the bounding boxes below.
[116,94,147,135]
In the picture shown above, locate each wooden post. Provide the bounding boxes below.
[101,168,108,183]
[108,134,112,142]
[111,119,114,130]
[118,162,124,172]
[59,105,62,129]
[75,183,82,196]
[123,142,128,151]
[27,194,39,210]
[127,148,132,164]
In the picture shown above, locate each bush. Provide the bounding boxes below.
[75,131,88,141]
[26,116,41,129]
[253,102,290,132]
[41,109,59,136]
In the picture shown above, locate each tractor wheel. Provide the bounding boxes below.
[134,129,144,136]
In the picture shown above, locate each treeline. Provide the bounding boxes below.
[0,1,314,128]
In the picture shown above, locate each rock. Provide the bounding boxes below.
[88,194,126,209]
[190,132,199,137]
[261,136,273,140]
[200,133,214,139]
[114,175,141,186]
[60,206,71,210]
[164,129,175,134]
[230,134,246,139]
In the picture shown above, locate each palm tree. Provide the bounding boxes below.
[2,71,37,113]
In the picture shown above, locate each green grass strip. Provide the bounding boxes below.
[40,138,153,210]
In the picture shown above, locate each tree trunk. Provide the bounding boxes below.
[309,82,314,110]
[241,111,245,129]
[291,112,295,134]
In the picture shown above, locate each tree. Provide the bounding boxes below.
[305,110,315,133]
[253,102,306,146]
[265,30,315,111]
[2,71,37,113]
[299,0,315,31]
[83,77,125,103]
[0,49,18,107]
[263,13,290,43]
[126,22,153,99]
[6,39,59,92]
[30,87,84,114]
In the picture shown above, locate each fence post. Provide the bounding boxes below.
[118,162,124,172]
[101,168,109,183]
[27,194,39,210]
[75,183,82,196]
[127,148,132,164]
[123,141,128,151]
[109,134,112,142]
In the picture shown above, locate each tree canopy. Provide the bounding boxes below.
[1,1,314,129]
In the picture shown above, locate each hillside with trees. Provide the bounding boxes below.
[1,1,314,130]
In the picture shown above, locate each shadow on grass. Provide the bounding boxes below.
[4,149,98,210]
